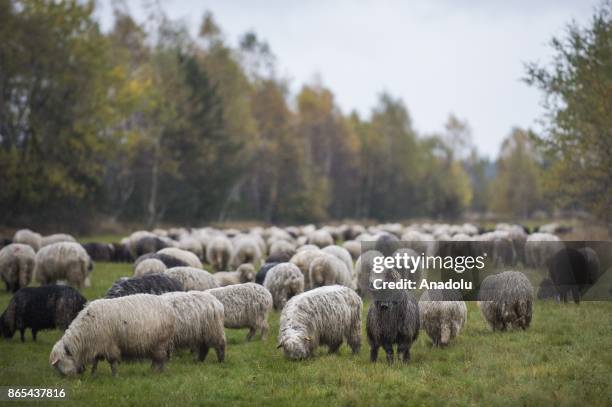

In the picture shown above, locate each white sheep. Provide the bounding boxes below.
[207,283,273,341]
[263,263,305,310]
[133,258,167,277]
[278,285,362,359]
[419,289,467,346]
[160,291,226,362]
[41,233,77,247]
[34,242,92,289]
[164,267,219,291]
[289,248,323,289]
[309,254,355,290]
[0,243,36,292]
[13,229,42,252]
[157,247,203,269]
[307,230,334,248]
[49,294,176,376]
[213,263,256,287]
[206,236,233,271]
[230,236,263,269]
[322,245,355,282]
[342,240,361,261]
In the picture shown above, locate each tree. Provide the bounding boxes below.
[525,0,612,221]
[490,129,544,218]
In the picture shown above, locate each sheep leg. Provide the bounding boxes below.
[246,327,257,341]
[215,345,225,363]
[19,328,25,343]
[398,343,411,362]
[370,345,379,362]
[91,358,99,375]
[31,329,37,342]
[328,341,342,354]
[347,336,361,355]
[571,287,580,305]
[383,344,394,363]
[260,320,269,340]
[109,360,118,377]
[198,344,210,362]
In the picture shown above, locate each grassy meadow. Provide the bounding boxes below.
[0,255,611,405]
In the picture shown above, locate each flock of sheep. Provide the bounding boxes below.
[0,221,603,376]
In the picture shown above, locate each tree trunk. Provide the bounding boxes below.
[146,142,160,229]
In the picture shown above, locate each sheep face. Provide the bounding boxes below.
[279,333,310,360]
[238,264,255,282]
[50,341,84,376]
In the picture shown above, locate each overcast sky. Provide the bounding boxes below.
[96,0,599,158]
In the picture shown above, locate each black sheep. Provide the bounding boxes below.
[105,274,183,298]
[111,243,133,263]
[134,236,168,257]
[255,262,280,285]
[537,277,557,300]
[548,247,593,303]
[82,242,114,262]
[0,285,86,342]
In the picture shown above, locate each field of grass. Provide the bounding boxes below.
[1,261,611,406]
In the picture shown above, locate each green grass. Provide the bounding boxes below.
[1,262,611,406]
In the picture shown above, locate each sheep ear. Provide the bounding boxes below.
[276,343,283,349]
[304,336,311,342]
[51,358,60,367]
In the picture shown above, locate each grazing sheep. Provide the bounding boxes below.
[160,292,225,362]
[206,236,233,271]
[135,253,189,269]
[579,247,601,284]
[164,267,218,291]
[290,248,322,289]
[49,294,176,376]
[366,277,420,363]
[111,243,133,263]
[106,274,183,298]
[478,271,534,331]
[297,244,319,252]
[548,247,595,304]
[41,233,77,247]
[307,230,334,248]
[207,283,273,341]
[13,229,42,252]
[134,258,167,277]
[157,247,203,269]
[230,237,263,269]
[374,233,399,256]
[278,285,362,359]
[0,243,36,292]
[1,286,86,342]
[309,254,355,290]
[213,263,256,287]
[342,240,361,261]
[419,289,466,347]
[264,263,305,310]
[322,245,354,279]
[525,233,563,268]
[82,242,114,262]
[133,236,169,257]
[537,277,557,300]
[34,242,92,289]
[255,262,279,285]
[177,238,204,261]
[268,240,296,262]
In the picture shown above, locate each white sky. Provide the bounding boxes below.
[96,0,599,158]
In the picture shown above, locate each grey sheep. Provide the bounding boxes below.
[278,285,362,359]
[164,267,219,291]
[290,248,322,289]
[160,292,226,362]
[307,230,334,248]
[478,270,534,331]
[264,263,305,310]
[366,273,420,363]
[213,263,256,287]
[34,242,92,289]
[49,294,176,376]
[419,289,466,346]
[0,243,36,292]
[230,236,263,269]
[207,283,273,341]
